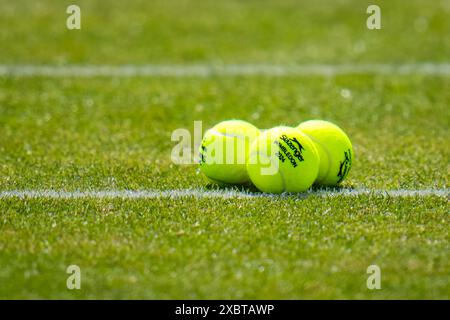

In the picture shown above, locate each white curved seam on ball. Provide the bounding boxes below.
[247,151,283,192]
[278,169,287,193]
[302,133,333,184]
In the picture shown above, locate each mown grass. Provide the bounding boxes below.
[0,196,448,299]
[0,75,448,191]
[0,74,448,299]
[0,0,449,64]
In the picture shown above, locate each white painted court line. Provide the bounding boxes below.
[0,189,448,200]
[0,63,449,77]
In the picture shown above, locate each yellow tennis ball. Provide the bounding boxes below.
[199,120,260,184]
[246,126,319,193]
[297,120,353,186]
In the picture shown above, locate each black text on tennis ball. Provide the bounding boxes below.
[246,126,320,193]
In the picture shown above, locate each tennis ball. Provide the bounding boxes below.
[246,126,319,193]
[297,120,353,186]
[199,120,260,184]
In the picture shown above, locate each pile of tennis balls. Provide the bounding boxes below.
[199,119,353,193]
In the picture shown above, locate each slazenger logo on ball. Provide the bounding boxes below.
[282,135,305,162]
[275,134,306,168]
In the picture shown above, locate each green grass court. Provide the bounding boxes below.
[0,0,449,299]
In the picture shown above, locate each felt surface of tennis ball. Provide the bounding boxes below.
[297,120,353,186]
[246,126,319,193]
[199,120,260,184]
